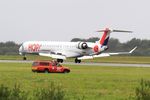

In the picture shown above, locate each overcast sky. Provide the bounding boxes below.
[0,0,150,43]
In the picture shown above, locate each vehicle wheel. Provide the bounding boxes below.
[44,69,49,73]
[64,70,70,73]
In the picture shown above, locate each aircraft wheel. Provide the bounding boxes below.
[57,59,63,63]
[78,60,81,63]
[63,70,70,73]
[23,57,27,60]
[75,58,78,63]
[57,59,60,62]
[75,58,81,63]
[61,59,63,63]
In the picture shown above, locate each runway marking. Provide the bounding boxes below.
[0,60,150,67]
[63,62,150,67]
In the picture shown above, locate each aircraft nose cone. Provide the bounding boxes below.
[19,45,24,55]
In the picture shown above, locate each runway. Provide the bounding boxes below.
[0,60,150,67]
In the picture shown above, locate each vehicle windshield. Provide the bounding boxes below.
[51,61,62,67]
[56,63,62,67]
[32,62,39,67]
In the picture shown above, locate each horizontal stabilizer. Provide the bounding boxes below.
[97,29,132,33]
[112,30,133,33]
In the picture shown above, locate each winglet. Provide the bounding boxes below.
[129,46,137,53]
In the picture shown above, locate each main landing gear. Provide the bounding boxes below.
[57,59,63,63]
[75,58,81,63]
[57,58,81,63]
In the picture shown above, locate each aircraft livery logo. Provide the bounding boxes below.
[28,44,41,52]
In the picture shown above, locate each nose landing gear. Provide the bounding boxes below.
[23,55,27,60]
[23,57,26,60]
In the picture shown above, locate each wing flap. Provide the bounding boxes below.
[93,53,110,57]
[77,56,93,60]
[39,53,66,59]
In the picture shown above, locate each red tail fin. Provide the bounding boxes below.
[99,28,110,46]
[97,28,132,46]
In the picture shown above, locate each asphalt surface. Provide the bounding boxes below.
[0,60,150,67]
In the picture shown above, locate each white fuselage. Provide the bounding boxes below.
[19,41,102,58]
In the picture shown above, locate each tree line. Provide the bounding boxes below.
[0,41,20,55]
[0,38,149,56]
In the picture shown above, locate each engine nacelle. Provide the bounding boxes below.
[77,42,88,49]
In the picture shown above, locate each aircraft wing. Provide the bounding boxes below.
[78,46,137,60]
[39,53,66,60]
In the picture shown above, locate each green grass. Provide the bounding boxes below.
[0,55,150,64]
[0,63,150,99]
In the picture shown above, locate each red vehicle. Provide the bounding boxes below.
[32,60,70,73]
